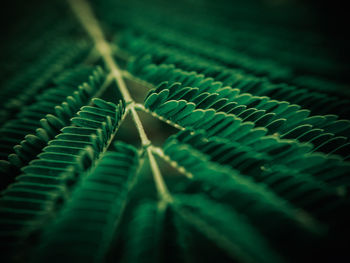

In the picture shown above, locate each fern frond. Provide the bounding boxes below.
[142,81,350,186]
[145,85,350,173]
[122,201,166,263]
[163,141,334,260]
[36,142,139,262]
[0,98,125,253]
[0,66,107,184]
[167,129,346,216]
[172,194,285,263]
[140,68,350,155]
[164,138,325,229]
[120,31,350,118]
[0,40,91,125]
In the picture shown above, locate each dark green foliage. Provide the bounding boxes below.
[37,142,139,262]
[0,99,124,258]
[0,66,106,180]
[122,201,165,263]
[172,194,285,263]
[165,131,345,218]
[0,40,91,125]
[122,31,350,118]
[1,0,350,262]
[144,82,350,148]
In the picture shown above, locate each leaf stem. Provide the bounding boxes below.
[151,146,193,178]
[147,147,173,203]
[68,0,132,103]
[130,105,151,147]
[134,103,184,130]
[68,0,172,203]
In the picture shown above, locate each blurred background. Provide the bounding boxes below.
[2,0,349,76]
[1,1,349,262]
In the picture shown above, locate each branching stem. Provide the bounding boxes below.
[130,106,151,147]
[68,0,172,203]
[134,103,184,130]
[68,0,132,103]
[151,146,193,178]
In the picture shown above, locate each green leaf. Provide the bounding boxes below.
[36,142,139,262]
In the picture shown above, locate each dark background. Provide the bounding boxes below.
[1,0,349,76]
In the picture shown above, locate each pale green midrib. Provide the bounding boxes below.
[66,2,291,262]
[67,0,172,203]
[151,145,193,179]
